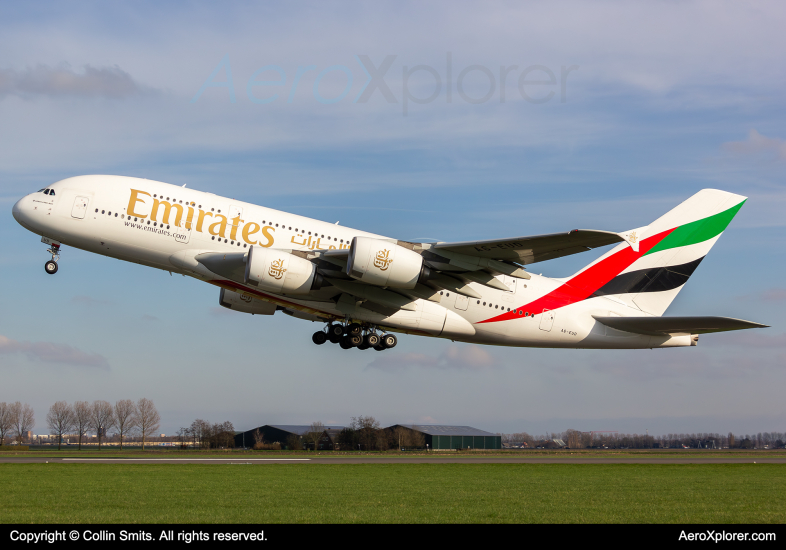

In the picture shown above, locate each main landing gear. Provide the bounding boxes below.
[312,322,397,351]
[44,243,61,275]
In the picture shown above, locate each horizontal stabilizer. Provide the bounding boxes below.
[593,315,768,336]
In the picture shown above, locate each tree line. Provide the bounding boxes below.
[0,402,35,446]
[498,430,786,449]
[250,417,428,451]
[176,419,235,449]
[43,398,160,450]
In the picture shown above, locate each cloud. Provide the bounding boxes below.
[0,335,109,369]
[740,288,786,302]
[722,129,786,161]
[366,344,498,371]
[0,64,150,99]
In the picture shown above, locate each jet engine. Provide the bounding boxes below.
[346,237,429,289]
[244,246,324,295]
[219,288,277,315]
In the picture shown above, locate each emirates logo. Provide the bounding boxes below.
[268,259,287,279]
[373,249,393,271]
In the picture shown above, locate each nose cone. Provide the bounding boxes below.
[12,196,25,223]
[12,195,34,230]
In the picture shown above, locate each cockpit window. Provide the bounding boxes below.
[49,190,55,196]
[44,189,50,195]
[38,189,45,192]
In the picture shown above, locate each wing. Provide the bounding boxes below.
[593,316,768,336]
[431,229,624,265]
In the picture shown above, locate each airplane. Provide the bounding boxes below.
[12,175,766,351]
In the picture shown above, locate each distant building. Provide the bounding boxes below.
[234,425,345,449]
[386,425,501,450]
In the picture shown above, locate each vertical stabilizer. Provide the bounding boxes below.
[591,189,746,315]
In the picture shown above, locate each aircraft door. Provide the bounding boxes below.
[454,294,469,311]
[174,224,191,244]
[502,275,517,293]
[71,196,89,219]
[539,308,555,331]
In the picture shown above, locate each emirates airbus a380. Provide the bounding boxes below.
[12,175,766,351]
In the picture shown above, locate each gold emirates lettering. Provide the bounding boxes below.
[126,188,277,248]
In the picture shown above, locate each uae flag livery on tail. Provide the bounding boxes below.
[480,189,747,323]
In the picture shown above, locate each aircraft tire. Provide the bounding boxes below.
[364,333,380,347]
[312,331,327,345]
[347,333,363,347]
[328,324,344,339]
[339,337,354,350]
[381,334,397,349]
[346,323,362,336]
[45,260,58,275]
[373,344,385,351]
[357,342,370,350]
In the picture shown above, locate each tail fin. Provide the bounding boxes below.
[582,189,746,315]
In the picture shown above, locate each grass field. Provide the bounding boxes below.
[2,463,784,523]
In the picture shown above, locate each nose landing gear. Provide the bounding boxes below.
[312,322,397,351]
[44,243,61,275]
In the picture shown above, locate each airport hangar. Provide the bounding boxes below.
[234,424,501,450]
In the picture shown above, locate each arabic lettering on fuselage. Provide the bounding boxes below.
[126,189,350,250]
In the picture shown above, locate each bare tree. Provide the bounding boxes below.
[212,421,235,449]
[136,398,160,450]
[376,429,390,451]
[11,402,35,445]
[89,401,115,449]
[305,421,325,451]
[47,402,76,450]
[286,433,302,450]
[351,416,380,450]
[73,401,91,450]
[252,428,264,449]
[190,419,211,449]
[114,400,138,450]
[0,402,13,446]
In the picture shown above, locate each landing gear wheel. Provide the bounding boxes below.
[373,344,385,351]
[328,324,344,339]
[346,323,363,336]
[339,337,354,350]
[381,334,397,349]
[357,342,370,350]
[312,331,327,345]
[347,333,363,347]
[45,260,58,275]
[364,333,380,347]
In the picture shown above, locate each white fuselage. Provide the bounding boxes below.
[12,175,687,349]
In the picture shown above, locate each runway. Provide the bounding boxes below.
[1,454,785,464]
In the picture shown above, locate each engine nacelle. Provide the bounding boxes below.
[346,237,426,289]
[219,288,277,315]
[244,246,323,295]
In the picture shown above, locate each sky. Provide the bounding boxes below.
[1,1,784,437]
